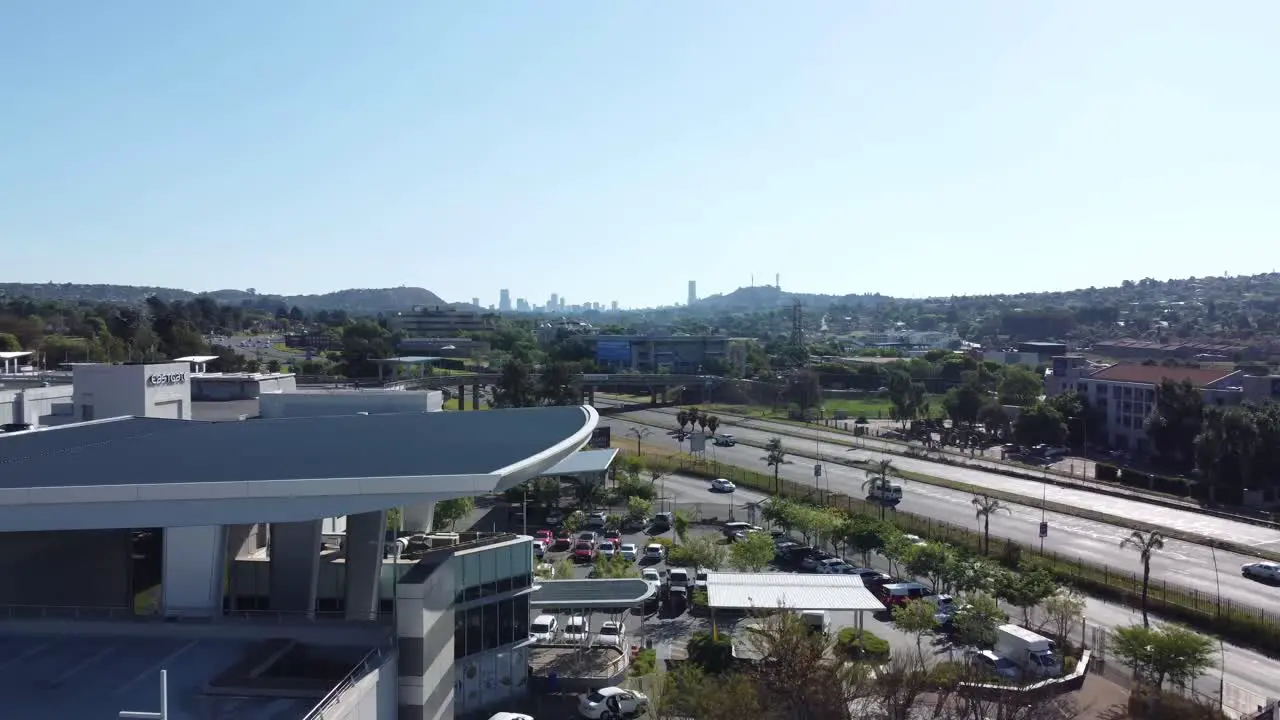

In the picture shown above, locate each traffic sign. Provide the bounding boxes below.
[1039,521,1049,538]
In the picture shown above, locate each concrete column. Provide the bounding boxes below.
[457,384,466,410]
[472,383,480,410]
[344,510,387,622]
[649,389,657,405]
[588,387,596,406]
[162,525,227,619]
[402,501,436,532]
[269,519,322,618]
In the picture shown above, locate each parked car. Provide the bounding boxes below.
[652,512,674,529]
[711,478,736,493]
[815,558,851,574]
[578,687,650,719]
[599,540,618,557]
[723,521,757,539]
[1243,562,1280,582]
[668,567,694,589]
[846,568,892,586]
[597,620,626,648]
[642,568,662,595]
[968,649,1021,680]
[619,543,638,561]
[563,616,589,643]
[604,529,621,541]
[643,543,666,562]
[578,531,598,543]
[573,542,597,563]
[587,511,608,528]
[876,582,928,607]
[529,614,558,643]
[488,713,534,720]
[531,540,547,558]
[535,529,554,543]
[546,509,564,525]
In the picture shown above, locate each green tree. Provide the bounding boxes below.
[942,382,984,429]
[904,542,955,592]
[971,494,1011,555]
[892,597,940,669]
[998,364,1044,406]
[492,357,538,408]
[433,496,475,530]
[1147,378,1205,471]
[339,319,393,377]
[0,332,20,352]
[1041,589,1086,643]
[592,553,640,579]
[729,530,776,571]
[625,496,652,527]
[764,437,787,493]
[887,369,927,427]
[996,565,1057,626]
[676,409,690,433]
[1195,405,1260,505]
[977,399,1011,438]
[707,415,721,436]
[1121,530,1165,627]
[951,592,1005,647]
[861,458,902,520]
[1112,624,1216,691]
[1013,402,1068,448]
[668,534,727,571]
[657,664,760,720]
[538,360,579,405]
[786,368,823,416]
[841,515,891,566]
[686,631,735,674]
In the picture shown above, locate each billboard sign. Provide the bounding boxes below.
[589,427,612,449]
[689,432,707,453]
[596,340,631,363]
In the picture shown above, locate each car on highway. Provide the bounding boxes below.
[643,543,666,562]
[711,478,736,493]
[713,434,737,447]
[1243,561,1280,582]
[619,543,638,561]
[529,615,558,643]
[577,687,650,719]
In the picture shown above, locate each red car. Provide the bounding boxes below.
[535,529,554,543]
[573,542,597,563]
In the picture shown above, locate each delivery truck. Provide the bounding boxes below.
[994,624,1061,678]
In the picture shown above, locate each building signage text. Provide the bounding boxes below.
[147,372,187,387]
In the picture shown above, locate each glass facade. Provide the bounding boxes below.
[455,595,530,659]
[454,540,533,604]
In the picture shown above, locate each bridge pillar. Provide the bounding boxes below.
[472,383,480,410]
[269,519,322,618]
[457,384,466,411]
[161,525,227,619]
[344,510,387,622]
[588,387,595,406]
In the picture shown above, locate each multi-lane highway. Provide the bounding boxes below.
[600,410,1280,621]
[658,472,1280,708]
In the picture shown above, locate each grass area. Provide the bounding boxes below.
[619,442,1280,655]
[685,395,944,422]
[270,343,308,354]
[443,397,487,411]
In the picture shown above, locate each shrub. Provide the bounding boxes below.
[692,590,708,608]
[1063,655,1078,674]
[630,648,657,677]
[667,546,699,567]
[835,628,890,661]
[1095,463,1118,481]
[650,536,673,548]
[687,631,734,673]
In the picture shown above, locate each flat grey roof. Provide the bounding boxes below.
[0,633,322,720]
[542,449,618,476]
[375,356,443,364]
[173,355,219,362]
[531,579,655,608]
[0,406,593,489]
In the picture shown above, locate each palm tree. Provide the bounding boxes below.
[861,459,901,520]
[765,437,787,493]
[971,494,1011,555]
[707,415,721,437]
[676,410,690,433]
[1120,530,1165,627]
[697,415,708,433]
[627,426,651,454]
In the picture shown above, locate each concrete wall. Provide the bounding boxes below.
[191,373,297,401]
[0,530,133,608]
[229,557,409,603]
[398,557,457,720]
[324,647,400,720]
[73,362,192,421]
[260,390,442,419]
[0,386,76,427]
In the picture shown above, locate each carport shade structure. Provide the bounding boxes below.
[530,579,656,613]
[538,449,619,478]
[704,572,885,613]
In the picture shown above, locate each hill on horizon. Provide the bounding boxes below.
[0,282,448,315]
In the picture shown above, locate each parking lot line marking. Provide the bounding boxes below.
[0,640,56,671]
[51,645,115,687]
[115,639,198,696]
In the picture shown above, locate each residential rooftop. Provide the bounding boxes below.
[1087,363,1238,387]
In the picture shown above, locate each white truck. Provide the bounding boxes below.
[994,624,1061,678]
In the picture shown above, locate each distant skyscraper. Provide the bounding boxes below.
[499,289,511,312]
[558,297,566,310]
[611,300,618,311]
[688,280,697,306]
[471,297,480,308]
[516,298,529,312]
[549,293,559,310]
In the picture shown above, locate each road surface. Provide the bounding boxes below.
[600,413,1280,622]
[658,473,1280,711]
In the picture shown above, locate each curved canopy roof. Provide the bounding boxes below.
[0,406,597,531]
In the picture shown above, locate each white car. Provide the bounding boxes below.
[711,478,736,493]
[587,511,608,528]
[529,614,558,643]
[619,543,638,561]
[815,558,851,575]
[535,562,556,579]
[597,620,626,648]
[643,543,665,561]
[578,687,650,719]
[599,541,618,557]
[642,568,662,594]
[1242,562,1280,581]
[903,534,928,547]
[532,540,547,558]
[488,714,534,720]
[563,616,589,643]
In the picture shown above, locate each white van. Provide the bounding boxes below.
[800,610,831,635]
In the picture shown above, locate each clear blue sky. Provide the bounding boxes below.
[3,2,1278,309]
